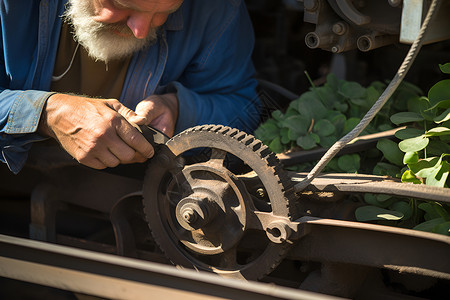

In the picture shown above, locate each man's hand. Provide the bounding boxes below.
[38,93,154,169]
[134,93,179,137]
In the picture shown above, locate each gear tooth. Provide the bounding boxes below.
[243,136,255,145]
[229,128,239,137]
[235,132,246,141]
[251,141,262,151]
[219,126,230,135]
[205,125,216,131]
[212,125,222,133]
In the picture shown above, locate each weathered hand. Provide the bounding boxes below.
[38,93,154,169]
[134,93,179,137]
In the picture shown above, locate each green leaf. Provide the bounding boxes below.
[316,86,339,107]
[439,63,450,74]
[403,152,419,164]
[364,194,394,208]
[313,119,335,137]
[339,81,366,99]
[287,128,302,141]
[280,128,290,144]
[433,221,450,235]
[434,108,450,124]
[413,217,446,233]
[426,160,450,188]
[355,206,404,222]
[319,135,337,148]
[366,86,381,106]
[271,110,284,122]
[408,157,440,174]
[390,201,413,220]
[426,99,450,111]
[325,73,340,90]
[398,136,429,152]
[395,127,424,140]
[344,118,360,135]
[373,162,402,178]
[295,92,328,121]
[428,79,450,107]
[330,113,346,135]
[415,156,442,178]
[425,127,450,137]
[418,202,446,220]
[337,154,360,173]
[283,115,309,134]
[268,137,284,154]
[296,134,317,150]
[401,170,422,184]
[254,120,279,142]
[377,139,403,166]
[390,112,424,125]
[407,96,431,115]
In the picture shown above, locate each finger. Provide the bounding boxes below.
[81,157,108,170]
[97,149,122,168]
[108,99,148,125]
[108,142,140,164]
[116,118,155,158]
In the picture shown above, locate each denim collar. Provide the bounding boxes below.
[165,7,183,31]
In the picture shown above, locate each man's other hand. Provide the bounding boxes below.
[134,93,178,137]
[38,94,154,169]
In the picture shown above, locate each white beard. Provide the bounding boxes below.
[63,0,158,63]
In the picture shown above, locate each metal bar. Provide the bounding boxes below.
[290,172,450,203]
[0,234,341,300]
[290,217,450,280]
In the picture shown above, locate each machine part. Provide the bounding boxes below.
[291,217,450,280]
[0,234,341,300]
[400,0,450,44]
[142,125,297,280]
[295,0,441,192]
[291,172,450,203]
[303,0,402,52]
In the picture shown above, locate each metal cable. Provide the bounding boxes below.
[294,0,441,193]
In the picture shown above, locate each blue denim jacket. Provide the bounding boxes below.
[0,0,260,173]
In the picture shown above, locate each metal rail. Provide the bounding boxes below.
[290,217,450,280]
[0,234,342,300]
[291,172,450,203]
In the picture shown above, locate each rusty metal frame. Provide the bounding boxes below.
[0,234,342,300]
[289,217,450,280]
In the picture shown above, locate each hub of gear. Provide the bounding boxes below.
[142,125,297,280]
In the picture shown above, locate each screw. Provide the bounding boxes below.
[332,22,347,36]
[256,188,266,198]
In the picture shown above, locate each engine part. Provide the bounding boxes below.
[142,125,297,280]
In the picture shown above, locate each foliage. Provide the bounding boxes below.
[254,73,421,174]
[357,63,450,235]
[254,65,450,236]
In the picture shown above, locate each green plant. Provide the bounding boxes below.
[355,63,450,236]
[254,73,421,174]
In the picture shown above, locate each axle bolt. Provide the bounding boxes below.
[182,208,197,223]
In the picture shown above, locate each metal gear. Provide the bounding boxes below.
[142,125,297,280]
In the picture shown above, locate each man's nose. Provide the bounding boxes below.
[127,12,153,39]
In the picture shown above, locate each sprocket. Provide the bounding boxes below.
[142,125,297,280]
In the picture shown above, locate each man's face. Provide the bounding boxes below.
[65,0,183,62]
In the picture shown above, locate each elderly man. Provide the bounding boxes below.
[0,0,260,173]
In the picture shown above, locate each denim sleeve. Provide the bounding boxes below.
[0,89,55,173]
[162,0,261,134]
